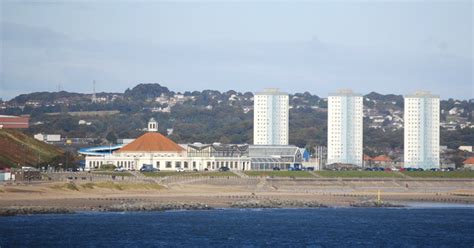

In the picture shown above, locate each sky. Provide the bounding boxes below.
[0,0,473,100]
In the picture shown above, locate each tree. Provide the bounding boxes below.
[106,131,118,144]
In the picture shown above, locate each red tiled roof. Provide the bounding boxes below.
[363,154,372,161]
[463,157,474,165]
[372,155,392,162]
[116,132,184,153]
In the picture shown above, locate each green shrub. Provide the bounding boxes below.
[99,164,116,171]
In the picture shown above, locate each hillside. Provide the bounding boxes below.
[0,83,473,156]
[0,129,64,168]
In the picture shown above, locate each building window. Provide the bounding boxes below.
[176,161,181,168]
[156,161,160,168]
[166,161,172,168]
[184,161,188,168]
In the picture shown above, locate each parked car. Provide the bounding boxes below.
[193,169,199,172]
[305,167,315,171]
[114,167,126,172]
[204,168,209,171]
[272,167,281,171]
[219,167,230,172]
[140,165,156,172]
[176,168,185,172]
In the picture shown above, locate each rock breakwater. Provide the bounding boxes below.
[0,207,75,217]
[230,199,327,208]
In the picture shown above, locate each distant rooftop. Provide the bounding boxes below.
[329,89,363,97]
[255,88,288,96]
[405,91,439,98]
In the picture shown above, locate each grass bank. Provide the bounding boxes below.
[244,171,314,178]
[92,171,133,177]
[315,171,403,178]
[142,171,237,177]
[401,171,474,178]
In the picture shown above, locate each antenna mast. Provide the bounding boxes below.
[92,80,97,103]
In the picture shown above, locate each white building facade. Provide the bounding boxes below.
[253,88,289,145]
[404,91,440,169]
[83,120,303,171]
[327,89,363,166]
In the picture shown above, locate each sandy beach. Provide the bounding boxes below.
[1,176,474,214]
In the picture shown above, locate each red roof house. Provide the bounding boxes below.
[463,157,474,170]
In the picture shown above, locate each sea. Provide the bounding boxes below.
[1,206,474,247]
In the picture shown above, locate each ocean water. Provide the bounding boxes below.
[1,208,474,247]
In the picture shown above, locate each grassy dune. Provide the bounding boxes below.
[49,182,165,191]
[50,182,80,191]
[81,182,165,190]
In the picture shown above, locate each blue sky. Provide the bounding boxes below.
[0,1,472,100]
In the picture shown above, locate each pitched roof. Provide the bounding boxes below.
[363,154,372,161]
[372,155,392,162]
[463,157,474,165]
[116,132,184,153]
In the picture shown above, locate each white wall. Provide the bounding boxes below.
[327,91,363,166]
[253,89,289,145]
[404,93,440,169]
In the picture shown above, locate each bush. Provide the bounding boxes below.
[100,164,116,171]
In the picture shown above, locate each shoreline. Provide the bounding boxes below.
[1,180,473,216]
[3,201,474,217]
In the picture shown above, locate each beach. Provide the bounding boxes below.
[1,175,473,214]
